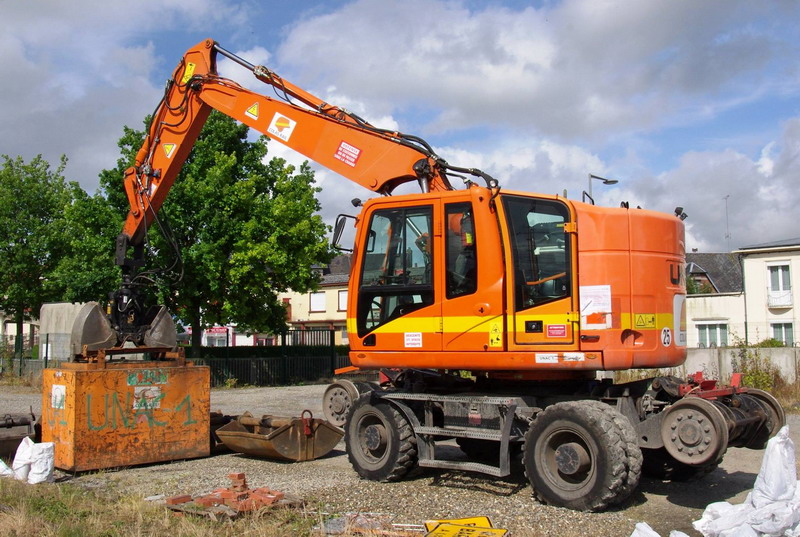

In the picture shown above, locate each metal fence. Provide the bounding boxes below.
[2,329,367,388]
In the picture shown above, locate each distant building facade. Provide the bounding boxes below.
[684,238,799,348]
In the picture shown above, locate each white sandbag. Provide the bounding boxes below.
[668,532,691,537]
[0,457,13,477]
[26,441,54,484]
[630,522,662,537]
[693,502,753,536]
[11,436,33,482]
[751,426,796,508]
[693,426,799,537]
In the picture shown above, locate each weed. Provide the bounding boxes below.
[731,340,781,391]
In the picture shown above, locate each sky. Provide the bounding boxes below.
[1,0,799,253]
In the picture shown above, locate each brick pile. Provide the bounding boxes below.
[165,472,287,513]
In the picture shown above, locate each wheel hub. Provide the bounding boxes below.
[555,442,591,475]
[364,424,386,451]
[330,392,346,414]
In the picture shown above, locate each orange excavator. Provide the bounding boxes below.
[73,39,784,511]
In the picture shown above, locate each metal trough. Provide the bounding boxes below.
[0,414,36,460]
[216,410,343,462]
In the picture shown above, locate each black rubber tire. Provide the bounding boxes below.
[641,447,719,481]
[523,400,630,511]
[581,401,642,505]
[345,394,417,482]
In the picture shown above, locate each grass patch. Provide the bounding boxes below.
[0,478,324,537]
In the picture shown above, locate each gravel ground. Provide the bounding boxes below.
[2,383,798,536]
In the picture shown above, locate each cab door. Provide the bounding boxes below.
[500,195,580,350]
[352,199,442,351]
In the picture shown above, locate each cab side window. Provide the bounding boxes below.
[445,203,477,299]
[502,196,570,311]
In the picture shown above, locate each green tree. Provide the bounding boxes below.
[100,111,332,351]
[49,183,122,303]
[0,155,71,353]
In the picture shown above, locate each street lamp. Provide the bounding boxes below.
[588,173,618,203]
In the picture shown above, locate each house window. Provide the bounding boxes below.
[768,264,792,308]
[697,323,728,348]
[310,292,326,313]
[338,290,348,312]
[771,323,794,346]
[340,326,349,343]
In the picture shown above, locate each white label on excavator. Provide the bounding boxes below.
[404,332,422,348]
[268,113,296,142]
[535,353,558,364]
[334,140,362,167]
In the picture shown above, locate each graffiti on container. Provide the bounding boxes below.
[71,392,197,431]
[127,369,168,386]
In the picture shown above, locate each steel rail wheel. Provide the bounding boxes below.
[660,397,729,466]
[344,394,417,482]
[323,379,360,426]
[523,401,631,511]
[743,389,786,449]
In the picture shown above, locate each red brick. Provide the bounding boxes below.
[228,472,246,480]
[165,494,193,506]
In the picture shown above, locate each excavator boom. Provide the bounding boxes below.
[79,39,496,350]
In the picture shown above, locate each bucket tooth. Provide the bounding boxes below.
[70,302,118,355]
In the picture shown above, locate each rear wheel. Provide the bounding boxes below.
[345,394,417,482]
[523,400,632,511]
[743,389,786,449]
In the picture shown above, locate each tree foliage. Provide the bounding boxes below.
[0,155,71,335]
[100,111,332,348]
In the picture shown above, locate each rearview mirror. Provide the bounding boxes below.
[332,214,356,252]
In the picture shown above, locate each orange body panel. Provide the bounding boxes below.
[347,188,687,374]
[41,362,210,471]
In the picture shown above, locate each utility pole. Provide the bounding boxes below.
[723,195,731,252]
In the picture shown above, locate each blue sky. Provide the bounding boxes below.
[2,0,799,252]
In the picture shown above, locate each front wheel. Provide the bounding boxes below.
[523,401,633,511]
[345,394,417,482]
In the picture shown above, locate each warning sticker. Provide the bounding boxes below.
[563,352,585,362]
[334,140,362,167]
[180,62,196,84]
[489,323,502,348]
[634,314,656,329]
[546,324,567,338]
[535,353,559,364]
[245,102,259,120]
[267,113,296,142]
[404,332,422,348]
[163,143,177,159]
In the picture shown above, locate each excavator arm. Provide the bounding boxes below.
[76,39,497,353]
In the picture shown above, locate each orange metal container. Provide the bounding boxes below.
[41,361,210,471]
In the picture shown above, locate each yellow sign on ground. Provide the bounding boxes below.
[425,524,507,536]
[424,517,494,532]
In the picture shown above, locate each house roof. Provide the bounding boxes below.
[685,253,743,293]
[738,237,800,251]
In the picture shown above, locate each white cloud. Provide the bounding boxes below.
[278,0,797,142]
